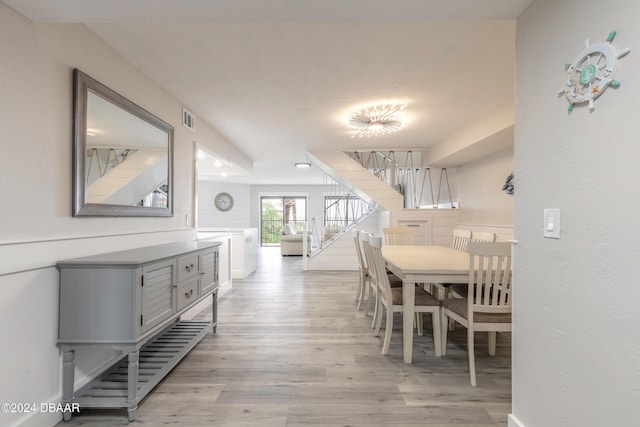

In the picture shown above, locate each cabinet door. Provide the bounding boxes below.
[398,220,430,245]
[141,259,176,333]
[200,248,218,295]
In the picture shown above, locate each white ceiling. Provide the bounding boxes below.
[4,0,534,184]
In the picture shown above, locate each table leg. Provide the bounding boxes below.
[61,349,75,421]
[402,280,415,363]
[127,351,139,421]
[212,290,218,333]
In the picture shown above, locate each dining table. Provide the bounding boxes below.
[382,245,470,363]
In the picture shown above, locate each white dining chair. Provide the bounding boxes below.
[353,229,370,310]
[382,227,414,245]
[452,229,472,252]
[433,228,473,303]
[368,235,442,357]
[471,231,496,243]
[357,232,402,326]
[449,230,497,299]
[440,241,512,386]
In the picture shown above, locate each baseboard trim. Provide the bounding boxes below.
[508,414,525,427]
[8,400,62,427]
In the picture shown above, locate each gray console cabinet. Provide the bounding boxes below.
[57,241,220,421]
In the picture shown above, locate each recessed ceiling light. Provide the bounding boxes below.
[295,162,311,168]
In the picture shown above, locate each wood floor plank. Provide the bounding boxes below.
[57,247,511,426]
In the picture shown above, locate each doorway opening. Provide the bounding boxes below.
[260,196,307,246]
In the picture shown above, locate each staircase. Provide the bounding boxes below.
[303,149,460,270]
[86,149,168,205]
[301,150,403,270]
[307,150,404,220]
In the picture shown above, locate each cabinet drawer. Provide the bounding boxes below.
[177,277,199,311]
[177,254,199,280]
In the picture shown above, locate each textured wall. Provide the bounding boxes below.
[514,1,640,425]
[456,147,514,226]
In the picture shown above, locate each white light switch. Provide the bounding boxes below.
[543,208,560,239]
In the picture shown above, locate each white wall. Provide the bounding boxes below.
[513,1,640,426]
[456,147,514,227]
[197,181,252,228]
[0,6,238,427]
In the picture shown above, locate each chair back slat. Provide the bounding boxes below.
[471,231,496,243]
[452,229,472,252]
[383,227,414,245]
[368,235,392,302]
[467,241,512,315]
[359,231,376,281]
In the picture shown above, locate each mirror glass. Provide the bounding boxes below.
[73,69,173,216]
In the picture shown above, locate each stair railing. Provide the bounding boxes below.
[86,147,138,185]
[346,150,456,209]
[305,173,377,256]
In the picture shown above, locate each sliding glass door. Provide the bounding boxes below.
[260,196,307,246]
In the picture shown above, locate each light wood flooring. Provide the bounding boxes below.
[58,247,511,426]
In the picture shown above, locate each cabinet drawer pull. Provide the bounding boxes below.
[184,289,193,298]
[185,264,194,272]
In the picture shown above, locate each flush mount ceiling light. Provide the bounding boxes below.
[295,162,311,168]
[343,102,408,138]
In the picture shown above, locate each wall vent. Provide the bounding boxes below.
[182,108,196,132]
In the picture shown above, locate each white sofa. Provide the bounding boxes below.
[280,224,311,256]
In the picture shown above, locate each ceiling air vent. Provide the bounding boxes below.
[182,108,196,132]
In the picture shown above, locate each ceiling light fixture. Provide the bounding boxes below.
[295,162,311,168]
[343,102,408,138]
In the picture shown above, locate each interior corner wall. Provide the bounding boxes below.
[456,147,514,227]
[514,1,640,426]
[0,5,234,426]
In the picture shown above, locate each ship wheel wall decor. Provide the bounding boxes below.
[559,30,630,112]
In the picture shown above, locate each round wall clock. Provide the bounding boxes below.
[560,30,630,112]
[214,192,234,212]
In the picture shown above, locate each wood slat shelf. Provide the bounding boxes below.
[73,320,211,410]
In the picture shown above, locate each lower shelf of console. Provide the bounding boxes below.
[71,320,212,420]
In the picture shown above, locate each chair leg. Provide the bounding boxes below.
[370,285,379,329]
[362,281,372,314]
[373,299,384,337]
[416,313,423,336]
[355,275,364,307]
[431,309,442,357]
[440,311,449,356]
[468,328,477,387]
[488,332,497,356]
[382,307,393,355]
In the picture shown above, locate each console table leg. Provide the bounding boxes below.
[61,349,75,422]
[126,351,139,421]
[212,291,218,333]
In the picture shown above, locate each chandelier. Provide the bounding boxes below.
[343,102,407,138]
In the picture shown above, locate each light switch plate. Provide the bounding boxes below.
[543,208,560,239]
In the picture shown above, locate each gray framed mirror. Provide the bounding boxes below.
[73,69,174,217]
